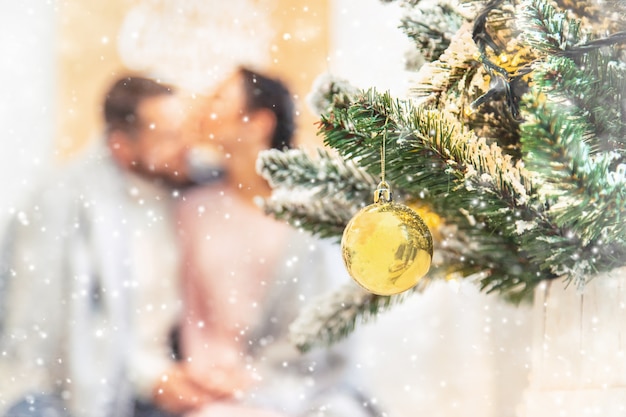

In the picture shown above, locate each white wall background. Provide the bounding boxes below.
[328,0,414,97]
[0,1,56,225]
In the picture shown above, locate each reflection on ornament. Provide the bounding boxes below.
[341,200,433,296]
[406,200,443,242]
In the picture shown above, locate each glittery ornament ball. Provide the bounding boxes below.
[341,202,433,295]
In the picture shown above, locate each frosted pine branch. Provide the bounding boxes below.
[399,0,466,64]
[289,281,428,352]
[258,148,378,194]
[305,72,360,115]
[410,22,482,107]
[257,148,380,239]
[260,187,359,240]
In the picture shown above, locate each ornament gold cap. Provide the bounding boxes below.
[374,181,392,203]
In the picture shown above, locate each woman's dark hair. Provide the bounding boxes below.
[238,67,295,150]
[103,76,174,135]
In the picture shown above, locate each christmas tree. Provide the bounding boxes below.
[257,0,626,352]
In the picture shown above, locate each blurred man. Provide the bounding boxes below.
[0,75,209,417]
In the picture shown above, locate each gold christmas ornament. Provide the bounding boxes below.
[341,182,433,295]
[340,131,433,295]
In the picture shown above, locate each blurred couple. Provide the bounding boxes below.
[0,68,376,417]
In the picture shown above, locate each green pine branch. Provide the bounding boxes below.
[520,91,626,266]
[519,0,583,55]
[319,89,550,298]
[320,89,533,208]
[533,54,626,153]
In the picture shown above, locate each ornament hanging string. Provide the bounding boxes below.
[381,124,386,183]
[375,119,391,204]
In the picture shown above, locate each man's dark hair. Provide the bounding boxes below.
[238,67,295,150]
[103,75,174,135]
